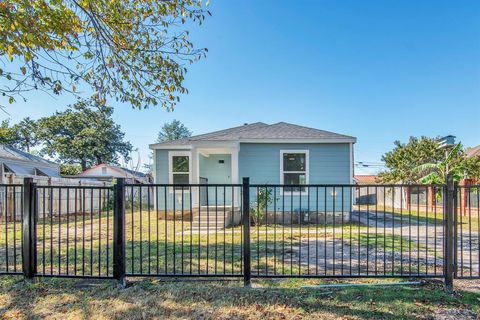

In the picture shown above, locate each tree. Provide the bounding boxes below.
[36,98,132,170]
[463,155,480,181]
[378,137,445,183]
[379,136,480,184]
[60,163,82,176]
[0,120,17,146]
[412,143,464,184]
[157,119,192,142]
[0,117,38,152]
[11,118,38,152]
[141,119,191,173]
[0,1,210,110]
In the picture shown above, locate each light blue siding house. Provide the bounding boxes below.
[150,122,356,220]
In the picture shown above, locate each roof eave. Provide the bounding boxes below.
[149,137,357,149]
[149,143,193,150]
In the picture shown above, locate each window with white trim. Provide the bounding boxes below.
[169,152,190,191]
[280,150,309,192]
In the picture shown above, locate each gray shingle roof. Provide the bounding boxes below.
[151,122,356,148]
[0,145,57,165]
[0,145,60,177]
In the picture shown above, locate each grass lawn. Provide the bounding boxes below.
[0,210,441,277]
[0,276,478,319]
[0,208,449,278]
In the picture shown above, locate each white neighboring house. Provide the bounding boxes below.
[73,163,151,184]
[0,145,60,183]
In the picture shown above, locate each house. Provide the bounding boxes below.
[354,175,378,205]
[150,122,356,226]
[0,145,62,220]
[0,145,60,183]
[465,145,480,160]
[73,163,151,184]
[354,175,378,184]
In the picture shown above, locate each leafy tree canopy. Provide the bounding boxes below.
[379,136,480,183]
[0,117,38,152]
[36,99,133,170]
[60,163,82,176]
[0,0,209,109]
[379,137,445,183]
[157,119,192,142]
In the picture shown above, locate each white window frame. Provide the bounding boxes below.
[280,150,309,195]
[168,151,192,193]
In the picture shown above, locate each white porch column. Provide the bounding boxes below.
[232,147,240,207]
[191,146,199,207]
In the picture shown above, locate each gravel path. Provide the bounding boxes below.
[293,210,479,277]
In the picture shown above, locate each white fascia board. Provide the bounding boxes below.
[149,140,239,150]
[191,140,239,149]
[149,144,192,150]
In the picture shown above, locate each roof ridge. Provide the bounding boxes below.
[269,122,355,139]
[190,122,269,141]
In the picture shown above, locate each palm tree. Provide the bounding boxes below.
[413,143,464,184]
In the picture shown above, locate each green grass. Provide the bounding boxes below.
[0,210,447,277]
[0,276,478,319]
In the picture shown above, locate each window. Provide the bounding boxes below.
[280,150,309,193]
[169,151,191,191]
[102,167,107,174]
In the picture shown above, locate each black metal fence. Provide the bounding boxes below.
[248,184,446,278]
[0,184,22,275]
[0,177,478,288]
[455,185,480,279]
[35,185,113,278]
[124,184,244,277]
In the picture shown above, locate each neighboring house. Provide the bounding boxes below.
[0,145,60,183]
[0,145,61,220]
[354,175,378,205]
[150,122,356,213]
[73,163,150,184]
[354,175,378,185]
[465,145,480,159]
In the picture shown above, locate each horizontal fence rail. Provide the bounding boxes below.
[1,177,479,287]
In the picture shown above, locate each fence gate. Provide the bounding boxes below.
[1,176,478,289]
[122,183,245,279]
[33,183,115,278]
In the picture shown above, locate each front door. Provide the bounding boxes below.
[199,154,232,206]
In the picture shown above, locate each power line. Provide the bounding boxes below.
[355,161,386,168]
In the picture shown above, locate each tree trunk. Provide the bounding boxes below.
[81,159,87,171]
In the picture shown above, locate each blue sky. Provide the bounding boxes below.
[3,0,480,174]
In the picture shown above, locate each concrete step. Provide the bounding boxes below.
[194,221,228,225]
[193,222,228,226]
[189,227,225,231]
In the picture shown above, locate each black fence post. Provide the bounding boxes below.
[242,177,251,287]
[22,178,36,280]
[444,174,455,293]
[113,178,126,287]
